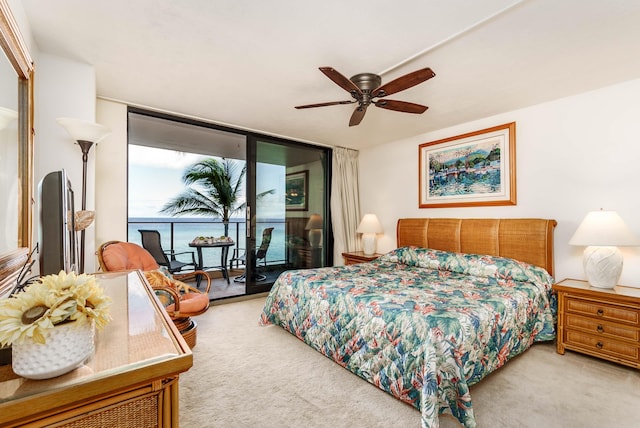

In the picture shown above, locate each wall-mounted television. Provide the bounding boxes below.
[38,170,77,275]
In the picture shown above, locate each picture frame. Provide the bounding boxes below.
[419,122,516,208]
[285,170,308,211]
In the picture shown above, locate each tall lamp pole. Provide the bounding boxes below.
[56,118,111,273]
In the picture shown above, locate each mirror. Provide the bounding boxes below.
[0,0,34,294]
[0,49,19,254]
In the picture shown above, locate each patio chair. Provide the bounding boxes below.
[230,227,273,283]
[139,229,196,274]
[97,240,212,348]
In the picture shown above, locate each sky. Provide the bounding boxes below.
[128,145,286,219]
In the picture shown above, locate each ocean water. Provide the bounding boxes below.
[127,218,286,268]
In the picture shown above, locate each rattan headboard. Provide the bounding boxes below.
[396,218,557,276]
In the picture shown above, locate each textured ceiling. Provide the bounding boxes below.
[21,0,640,149]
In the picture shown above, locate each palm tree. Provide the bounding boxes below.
[160,157,246,236]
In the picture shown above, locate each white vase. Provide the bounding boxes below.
[11,321,95,380]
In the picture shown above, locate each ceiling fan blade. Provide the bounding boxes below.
[319,67,363,95]
[374,99,428,114]
[295,100,355,109]
[349,105,367,127]
[373,67,435,98]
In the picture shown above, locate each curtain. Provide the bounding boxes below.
[330,146,361,264]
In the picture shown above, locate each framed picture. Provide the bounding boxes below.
[286,170,308,211]
[419,122,516,208]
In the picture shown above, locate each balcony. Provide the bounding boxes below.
[127,218,287,300]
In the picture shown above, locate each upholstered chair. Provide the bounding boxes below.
[97,240,211,348]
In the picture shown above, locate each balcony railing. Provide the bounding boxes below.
[127,218,287,269]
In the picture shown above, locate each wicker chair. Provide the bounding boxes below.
[96,240,211,348]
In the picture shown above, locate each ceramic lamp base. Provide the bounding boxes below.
[308,229,322,248]
[583,245,623,289]
[361,233,377,255]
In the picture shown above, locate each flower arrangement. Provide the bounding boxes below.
[192,235,234,244]
[0,271,111,347]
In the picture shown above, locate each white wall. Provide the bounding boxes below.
[33,53,99,272]
[95,99,128,246]
[7,0,34,53]
[359,78,640,287]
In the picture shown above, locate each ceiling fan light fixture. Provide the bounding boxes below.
[295,66,435,126]
[349,73,382,92]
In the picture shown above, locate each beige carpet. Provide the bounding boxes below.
[179,297,640,428]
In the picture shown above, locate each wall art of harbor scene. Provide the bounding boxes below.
[419,122,515,208]
[427,140,503,198]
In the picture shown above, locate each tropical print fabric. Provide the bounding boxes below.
[260,247,556,428]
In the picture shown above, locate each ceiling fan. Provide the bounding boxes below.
[295,66,435,126]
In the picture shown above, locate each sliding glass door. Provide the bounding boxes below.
[127,108,332,298]
[244,138,332,294]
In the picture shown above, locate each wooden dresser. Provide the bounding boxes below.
[0,270,193,427]
[553,278,640,369]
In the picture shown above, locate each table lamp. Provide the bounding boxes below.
[356,214,383,255]
[569,210,639,288]
[305,214,323,247]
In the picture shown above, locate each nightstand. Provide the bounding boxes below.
[342,251,381,265]
[553,278,640,369]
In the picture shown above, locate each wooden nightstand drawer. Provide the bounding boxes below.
[553,278,640,369]
[565,330,640,361]
[566,296,640,325]
[565,314,640,342]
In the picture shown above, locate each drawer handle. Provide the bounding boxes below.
[596,309,604,316]
[597,325,604,333]
[596,342,604,349]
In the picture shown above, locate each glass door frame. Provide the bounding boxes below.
[245,135,333,295]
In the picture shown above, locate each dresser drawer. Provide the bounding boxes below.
[565,314,640,342]
[565,329,640,361]
[566,296,640,325]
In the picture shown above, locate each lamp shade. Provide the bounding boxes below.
[305,214,323,230]
[570,210,639,289]
[56,117,111,143]
[356,214,383,234]
[569,210,640,247]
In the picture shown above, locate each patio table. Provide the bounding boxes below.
[188,239,235,284]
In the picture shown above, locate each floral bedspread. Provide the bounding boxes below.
[259,247,556,428]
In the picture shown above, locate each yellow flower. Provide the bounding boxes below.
[0,271,111,346]
[0,284,55,345]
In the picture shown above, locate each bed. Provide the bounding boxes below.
[260,218,557,428]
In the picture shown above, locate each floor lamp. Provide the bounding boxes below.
[56,118,111,273]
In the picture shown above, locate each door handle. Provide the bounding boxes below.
[246,206,251,238]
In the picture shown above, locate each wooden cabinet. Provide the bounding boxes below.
[342,251,381,265]
[0,270,193,427]
[553,278,640,369]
